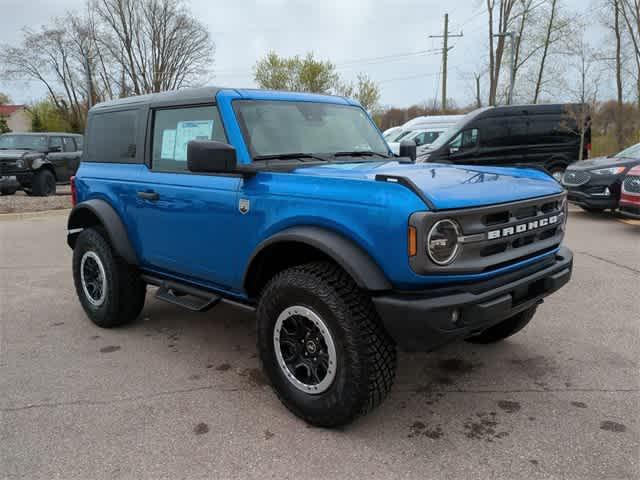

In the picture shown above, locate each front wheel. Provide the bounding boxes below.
[465,307,537,344]
[31,169,56,196]
[72,228,146,328]
[257,261,396,427]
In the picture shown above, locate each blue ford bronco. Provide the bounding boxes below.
[68,87,573,427]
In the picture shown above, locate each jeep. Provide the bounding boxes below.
[0,132,83,196]
[67,87,573,427]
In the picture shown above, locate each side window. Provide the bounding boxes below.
[49,136,63,152]
[151,105,227,172]
[62,136,75,152]
[75,136,83,151]
[450,129,478,150]
[86,110,138,163]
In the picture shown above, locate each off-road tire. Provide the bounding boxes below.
[31,169,56,196]
[257,261,396,427]
[465,306,537,344]
[0,187,17,195]
[72,228,146,328]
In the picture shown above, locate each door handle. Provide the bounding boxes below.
[137,191,159,201]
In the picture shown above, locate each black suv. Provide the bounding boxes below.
[0,132,83,196]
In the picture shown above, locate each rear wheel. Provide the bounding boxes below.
[465,307,537,344]
[31,169,56,196]
[257,261,396,427]
[0,187,17,195]
[72,228,146,328]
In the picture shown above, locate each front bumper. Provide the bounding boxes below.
[564,175,622,210]
[373,247,573,352]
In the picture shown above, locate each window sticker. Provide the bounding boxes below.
[174,120,214,161]
[161,129,176,159]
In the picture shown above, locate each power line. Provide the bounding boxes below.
[212,49,442,77]
[378,72,440,84]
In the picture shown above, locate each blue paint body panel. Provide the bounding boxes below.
[75,88,566,296]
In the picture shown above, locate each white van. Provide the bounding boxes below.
[387,114,463,155]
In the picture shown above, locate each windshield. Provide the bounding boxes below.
[0,134,48,151]
[390,130,414,142]
[234,100,389,159]
[427,107,490,150]
[614,142,640,159]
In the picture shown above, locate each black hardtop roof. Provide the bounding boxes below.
[479,103,586,118]
[90,86,222,112]
[0,132,82,137]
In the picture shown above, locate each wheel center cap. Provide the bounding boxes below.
[305,340,317,354]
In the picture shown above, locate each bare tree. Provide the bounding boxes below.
[562,35,601,160]
[620,0,640,105]
[94,0,214,95]
[486,0,518,105]
[532,0,558,103]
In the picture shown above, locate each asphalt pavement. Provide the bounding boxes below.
[0,208,638,480]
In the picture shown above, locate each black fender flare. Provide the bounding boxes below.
[243,226,392,291]
[67,199,138,265]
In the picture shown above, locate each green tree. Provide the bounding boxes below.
[253,52,381,111]
[254,52,338,94]
[335,73,381,112]
[0,92,10,105]
[0,117,11,133]
[28,100,72,132]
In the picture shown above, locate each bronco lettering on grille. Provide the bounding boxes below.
[487,214,559,240]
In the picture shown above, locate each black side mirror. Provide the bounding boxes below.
[187,140,237,173]
[399,140,417,161]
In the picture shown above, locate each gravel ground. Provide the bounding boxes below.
[0,185,72,214]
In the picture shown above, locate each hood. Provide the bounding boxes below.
[567,156,640,171]
[290,161,563,210]
[0,149,30,160]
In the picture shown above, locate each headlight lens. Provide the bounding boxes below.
[15,159,25,169]
[427,219,461,265]
[591,166,626,175]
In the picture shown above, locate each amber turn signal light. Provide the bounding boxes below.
[408,226,417,257]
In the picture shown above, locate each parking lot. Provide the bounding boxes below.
[0,207,638,480]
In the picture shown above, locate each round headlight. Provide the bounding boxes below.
[427,219,461,265]
[15,159,25,169]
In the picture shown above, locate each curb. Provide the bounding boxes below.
[0,208,71,222]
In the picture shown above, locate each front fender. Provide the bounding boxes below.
[243,225,392,291]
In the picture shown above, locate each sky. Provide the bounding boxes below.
[0,0,611,108]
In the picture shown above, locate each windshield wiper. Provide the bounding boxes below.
[253,152,329,162]
[333,151,388,159]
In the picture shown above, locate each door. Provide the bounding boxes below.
[46,136,69,181]
[446,128,479,164]
[129,104,243,291]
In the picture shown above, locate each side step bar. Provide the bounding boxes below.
[156,285,220,312]
[140,274,254,313]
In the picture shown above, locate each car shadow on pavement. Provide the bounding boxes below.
[118,289,579,438]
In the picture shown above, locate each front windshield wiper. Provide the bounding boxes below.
[253,152,329,162]
[333,151,389,159]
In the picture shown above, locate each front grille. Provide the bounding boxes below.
[623,175,640,194]
[409,193,566,275]
[562,170,591,186]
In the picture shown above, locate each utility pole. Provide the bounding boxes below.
[493,31,518,104]
[430,13,463,111]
